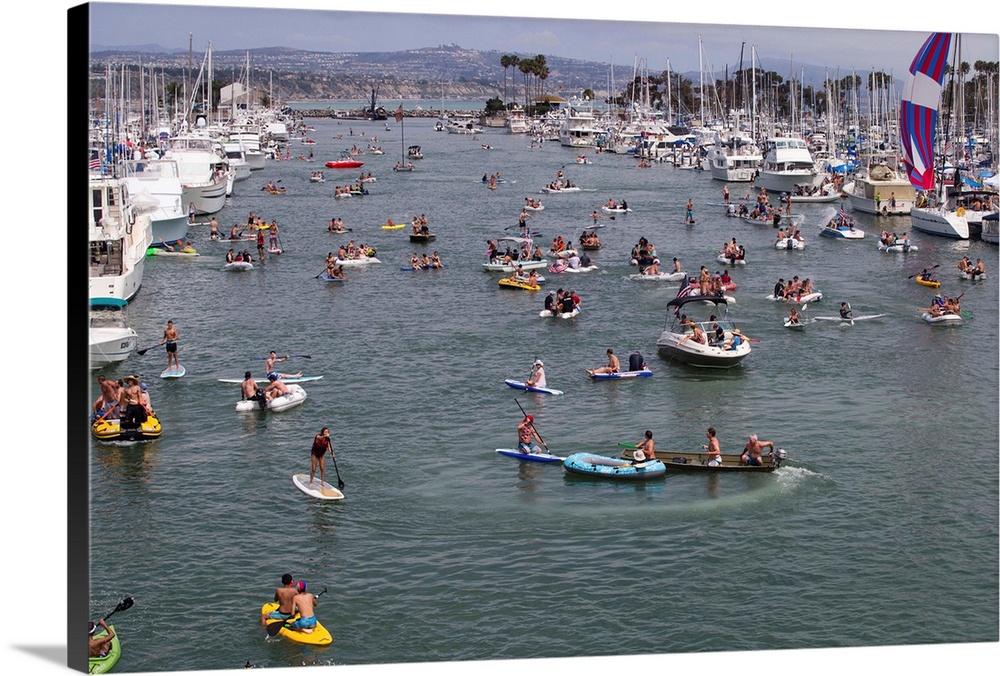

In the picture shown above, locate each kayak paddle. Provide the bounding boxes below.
[93,596,135,625]
[907,263,939,279]
[266,588,328,636]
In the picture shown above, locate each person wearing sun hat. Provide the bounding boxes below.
[289,580,318,632]
[119,375,147,427]
[525,359,546,388]
[517,413,546,455]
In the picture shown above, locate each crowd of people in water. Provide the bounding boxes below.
[408,251,444,270]
[772,275,817,300]
[543,288,581,316]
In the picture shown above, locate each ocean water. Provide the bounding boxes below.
[87,116,998,672]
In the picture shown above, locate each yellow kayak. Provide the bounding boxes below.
[381,222,406,230]
[916,275,941,288]
[260,602,333,646]
[92,413,162,441]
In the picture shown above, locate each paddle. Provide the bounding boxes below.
[266,588,328,636]
[329,453,345,489]
[514,398,548,451]
[94,402,122,423]
[907,264,939,279]
[136,344,164,356]
[93,596,135,627]
[252,354,312,360]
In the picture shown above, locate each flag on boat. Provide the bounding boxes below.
[89,150,101,170]
[899,32,952,191]
[394,105,403,123]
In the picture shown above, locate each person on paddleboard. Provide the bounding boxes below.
[260,574,297,626]
[265,351,301,380]
[517,415,546,455]
[525,360,546,388]
[309,427,333,488]
[586,348,620,376]
[839,303,853,320]
[159,320,180,372]
[289,581,318,632]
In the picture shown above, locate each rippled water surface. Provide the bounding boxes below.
[88,116,998,672]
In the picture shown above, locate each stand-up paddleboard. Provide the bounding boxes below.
[503,379,564,395]
[292,473,344,500]
[160,365,186,378]
[813,314,885,323]
[495,448,565,463]
[217,375,324,385]
[589,369,653,379]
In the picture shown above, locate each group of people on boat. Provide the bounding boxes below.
[879,230,911,247]
[323,254,346,279]
[487,239,541,265]
[550,250,593,272]
[92,373,154,423]
[676,314,748,351]
[328,217,348,233]
[776,227,806,242]
[333,183,368,197]
[926,294,963,317]
[773,275,816,300]
[544,177,577,191]
[958,256,987,279]
[336,241,377,260]
[631,237,658,271]
[604,198,628,210]
[825,213,856,231]
[409,251,444,270]
[226,248,254,264]
[578,230,601,249]
[523,196,542,209]
[309,171,324,181]
[393,161,416,171]
[543,288,580,315]
[721,238,747,262]
[411,214,431,235]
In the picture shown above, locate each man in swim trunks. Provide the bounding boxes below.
[261,574,298,626]
[289,581,318,631]
[264,351,301,380]
[242,372,267,410]
[740,434,775,466]
[517,415,546,455]
[117,375,147,427]
[160,320,180,371]
[93,374,121,417]
[703,427,722,466]
[264,373,289,401]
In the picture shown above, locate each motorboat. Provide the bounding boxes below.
[89,174,152,301]
[482,237,548,272]
[819,214,865,239]
[504,105,530,134]
[407,145,423,159]
[558,100,600,148]
[226,126,267,171]
[89,297,139,369]
[707,133,762,182]
[120,158,189,246]
[656,296,750,368]
[162,133,229,215]
[618,448,786,472]
[325,151,364,169]
[842,161,917,215]
[446,114,483,135]
[756,137,827,194]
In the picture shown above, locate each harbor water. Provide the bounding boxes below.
[87,115,999,672]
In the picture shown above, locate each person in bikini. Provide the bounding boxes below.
[309,427,333,487]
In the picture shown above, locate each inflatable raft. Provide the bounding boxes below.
[766,291,823,303]
[716,254,747,266]
[224,261,253,271]
[540,307,580,319]
[629,271,686,282]
[589,369,653,379]
[921,312,963,325]
[92,413,162,442]
[563,452,666,480]
[774,237,806,250]
[236,384,307,412]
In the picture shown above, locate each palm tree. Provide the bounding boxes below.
[519,57,534,111]
[500,55,512,108]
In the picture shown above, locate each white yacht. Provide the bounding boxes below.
[707,133,763,182]
[221,140,252,182]
[842,160,917,215]
[504,105,529,134]
[910,182,997,240]
[558,102,599,148]
[90,297,139,369]
[227,127,266,170]
[163,134,229,215]
[89,174,152,301]
[120,157,189,246]
[756,137,827,194]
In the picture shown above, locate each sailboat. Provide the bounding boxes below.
[392,104,415,172]
[903,33,973,239]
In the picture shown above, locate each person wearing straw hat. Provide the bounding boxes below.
[724,328,747,350]
[118,375,147,427]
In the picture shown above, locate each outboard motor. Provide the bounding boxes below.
[772,447,788,468]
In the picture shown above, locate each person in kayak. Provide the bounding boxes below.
[89,619,116,657]
[586,348,620,376]
[241,372,266,410]
[525,360,546,388]
[289,581,319,632]
[309,427,333,487]
[517,415,546,455]
[260,574,298,626]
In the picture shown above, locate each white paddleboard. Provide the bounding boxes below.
[160,365,187,379]
[292,473,344,500]
[217,375,324,384]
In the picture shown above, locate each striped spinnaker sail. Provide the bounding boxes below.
[899,33,952,190]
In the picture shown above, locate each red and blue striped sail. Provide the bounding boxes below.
[899,33,952,191]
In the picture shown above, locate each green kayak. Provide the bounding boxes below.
[89,625,121,674]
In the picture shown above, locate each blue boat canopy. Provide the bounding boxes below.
[90,297,128,308]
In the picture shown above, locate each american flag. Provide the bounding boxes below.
[89,151,101,170]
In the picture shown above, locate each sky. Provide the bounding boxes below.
[0,4,996,676]
[86,0,998,78]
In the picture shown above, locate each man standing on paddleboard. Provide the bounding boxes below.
[160,320,180,372]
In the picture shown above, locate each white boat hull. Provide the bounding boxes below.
[89,327,139,369]
[656,331,750,368]
[910,206,969,239]
[483,260,548,272]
